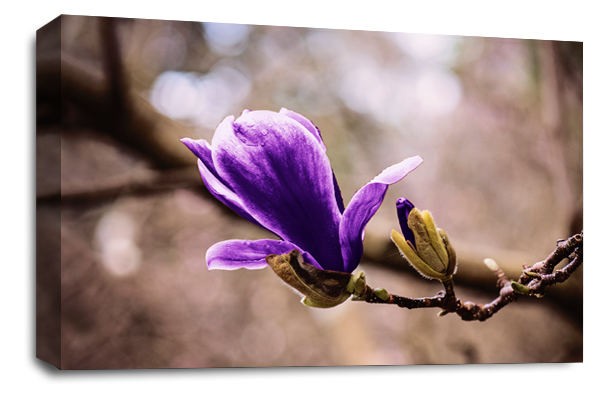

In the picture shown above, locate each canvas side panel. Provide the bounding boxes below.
[36,15,62,370]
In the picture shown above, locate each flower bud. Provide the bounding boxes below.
[483,258,499,272]
[510,281,532,295]
[391,198,457,281]
[266,250,367,308]
[373,287,390,301]
[347,270,367,297]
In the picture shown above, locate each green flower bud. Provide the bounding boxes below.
[392,198,457,281]
[373,287,390,301]
[347,270,367,297]
[483,258,499,272]
[524,270,539,278]
[510,281,532,295]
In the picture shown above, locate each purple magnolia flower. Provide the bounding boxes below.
[181,108,423,273]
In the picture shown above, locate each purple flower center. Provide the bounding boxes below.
[396,197,416,247]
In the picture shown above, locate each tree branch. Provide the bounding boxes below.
[354,231,583,322]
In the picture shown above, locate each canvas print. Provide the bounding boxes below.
[36,15,582,369]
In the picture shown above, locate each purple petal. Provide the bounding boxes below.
[180,138,223,186]
[279,108,325,149]
[279,108,345,213]
[370,156,424,185]
[181,137,265,229]
[332,172,345,214]
[396,197,416,246]
[211,112,345,272]
[206,239,323,270]
[339,156,423,272]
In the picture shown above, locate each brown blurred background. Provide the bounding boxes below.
[36,15,582,369]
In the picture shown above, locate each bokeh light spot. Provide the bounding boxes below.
[95,210,141,276]
[203,22,251,56]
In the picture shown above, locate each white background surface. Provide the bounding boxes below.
[1,1,595,399]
